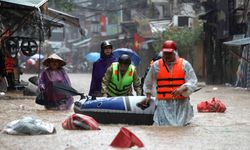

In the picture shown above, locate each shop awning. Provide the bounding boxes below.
[0,0,84,40]
[0,0,80,28]
[149,20,172,33]
[48,8,81,28]
[223,37,250,46]
[72,38,92,48]
[0,0,47,9]
[0,0,48,39]
[43,15,64,28]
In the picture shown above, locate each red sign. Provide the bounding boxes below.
[133,33,144,51]
[100,15,107,32]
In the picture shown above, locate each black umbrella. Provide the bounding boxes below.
[52,82,85,99]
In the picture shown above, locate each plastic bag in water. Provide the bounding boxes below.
[3,117,56,135]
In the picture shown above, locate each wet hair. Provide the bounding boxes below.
[118,54,131,65]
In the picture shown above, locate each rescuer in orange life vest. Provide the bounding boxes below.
[140,40,198,126]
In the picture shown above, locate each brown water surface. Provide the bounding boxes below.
[0,74,250,150]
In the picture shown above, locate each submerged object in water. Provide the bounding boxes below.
[74,96,155,125]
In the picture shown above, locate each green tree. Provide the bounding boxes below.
[153,21,203,62]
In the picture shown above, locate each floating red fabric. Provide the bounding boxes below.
[197,97,226,113]
[110,127,144,148]
[62,113,100,130]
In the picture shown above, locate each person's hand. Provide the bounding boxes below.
[171,86,187,96]
[40,84,45,91]
[136,98,151,110]
[136,93,151,110]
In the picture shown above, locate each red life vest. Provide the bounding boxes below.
[157,58,186,100]
[5,56,14,73]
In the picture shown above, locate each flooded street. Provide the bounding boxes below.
[0,73,250,150]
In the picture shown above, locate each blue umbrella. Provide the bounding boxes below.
[112,48,140,66]
[85,52,100,63]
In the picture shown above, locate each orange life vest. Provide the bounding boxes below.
[157,58,186,100]
[5,56,14,73]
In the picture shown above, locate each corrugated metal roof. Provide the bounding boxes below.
[48,8,81,28]
[223,37,250,46]
[0,0,47,8]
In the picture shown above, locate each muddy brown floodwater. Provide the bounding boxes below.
[0,73,250,150]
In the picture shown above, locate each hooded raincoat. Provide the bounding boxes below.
[88,49,116,97]
[38,54,73,110]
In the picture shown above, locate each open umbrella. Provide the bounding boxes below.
[84,52,100,63]
[112,48,140,66]
[30,54,44,60]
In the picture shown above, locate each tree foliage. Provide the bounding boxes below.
[153,23,203,58]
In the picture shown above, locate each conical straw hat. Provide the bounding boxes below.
[43,53,66,67]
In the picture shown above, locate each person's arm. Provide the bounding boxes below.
[38,70,46,91]
[101,66,112,97]
[132,69,142,96]
[142,61,159,104]
[61,68,71,86]
[89,62,97,95]
[143,61,158,97]
[183,60,198,92]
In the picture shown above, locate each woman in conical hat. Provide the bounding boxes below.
[38,53,73,110]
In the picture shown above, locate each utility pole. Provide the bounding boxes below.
[246,12,250,89]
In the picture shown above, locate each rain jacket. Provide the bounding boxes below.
[38,68,73,110]
[102,63,142,96]
[143,56,197,126]
[88,50,116,97]
[107,62,135,96]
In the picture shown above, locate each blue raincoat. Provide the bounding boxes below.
[88,49,116,96]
